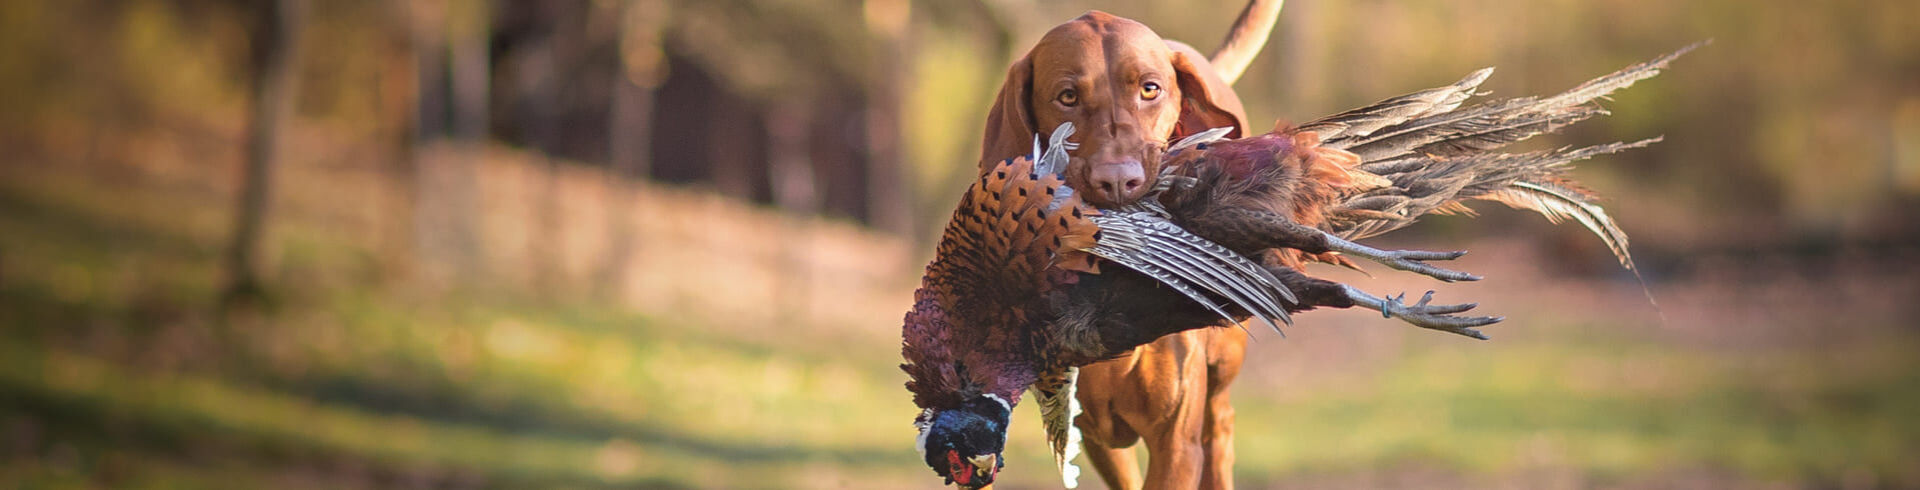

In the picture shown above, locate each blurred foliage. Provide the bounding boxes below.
[7,0,1916,243]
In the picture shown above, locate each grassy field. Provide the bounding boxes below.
[2,159,1917,489]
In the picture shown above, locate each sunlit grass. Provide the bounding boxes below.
[1232,332,1920,486]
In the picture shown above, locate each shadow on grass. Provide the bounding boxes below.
[0,376,693,489]
[267,370,900,467]
[0,185,216,265]
[0,270,900,480]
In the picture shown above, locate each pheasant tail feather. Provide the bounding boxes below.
[1031,367,1083,488]
[1480,181,1636,271]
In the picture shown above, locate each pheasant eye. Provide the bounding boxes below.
[1058,89,1078,107]
[1141,82,1161,100]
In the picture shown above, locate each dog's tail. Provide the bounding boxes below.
[1209,0,1284,84]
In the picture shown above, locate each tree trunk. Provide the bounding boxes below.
[514,3,564,293]
[863,0,913,236]
[769,101,818,317]
[598,0,667,297]
[405,0,447,283]
[768,102,819,215]
[223,0,306,302]
[430,0,489,280]
[410,0,449,142]
[448,0,490,145]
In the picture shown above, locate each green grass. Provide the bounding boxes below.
[1231,337,1920,486]
[1,165,1916,488]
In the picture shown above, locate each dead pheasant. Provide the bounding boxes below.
[901,123,1495,487]
[904,45,1695,488]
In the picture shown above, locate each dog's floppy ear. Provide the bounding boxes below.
[980,53,1037,174]
[1168,41,1249,141]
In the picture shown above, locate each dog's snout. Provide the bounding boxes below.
[1089,160,1147,204]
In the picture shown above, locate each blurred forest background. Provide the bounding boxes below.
[2,0,1917,488]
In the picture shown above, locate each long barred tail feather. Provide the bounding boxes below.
[1329,138,1661,246]
[1031,367,1083,488]
[1298,67,1494,143]
[1314,42,1701,163]
[1307,44,1701,284]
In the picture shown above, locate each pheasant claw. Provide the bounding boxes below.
[1344,286,1503,339]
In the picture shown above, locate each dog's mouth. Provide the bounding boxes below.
[1041,123,1169,208]
[1072,157,1161,208]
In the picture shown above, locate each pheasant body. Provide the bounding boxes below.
[902,143,1293,487]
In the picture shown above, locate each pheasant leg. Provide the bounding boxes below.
[1261,265,1499,338]
[1342,287,1501,339]
[1318,232,1482,282]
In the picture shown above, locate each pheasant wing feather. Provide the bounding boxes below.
[1086,212,1294,333]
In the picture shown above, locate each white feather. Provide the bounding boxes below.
[914,408,934,460]
[983,393,1012,413]
[1168,126,1235,152]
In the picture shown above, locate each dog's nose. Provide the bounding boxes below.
[1089,161,1146,204]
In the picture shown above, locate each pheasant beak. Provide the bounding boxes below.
[946,450,999,488]
[968,453,997,471]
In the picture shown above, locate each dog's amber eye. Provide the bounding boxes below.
[1141,82,1161,100]
[1058,89,1078,107]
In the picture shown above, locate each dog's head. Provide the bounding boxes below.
[981,10,1247,207]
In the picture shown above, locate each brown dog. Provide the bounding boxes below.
[977,4,1279,489]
